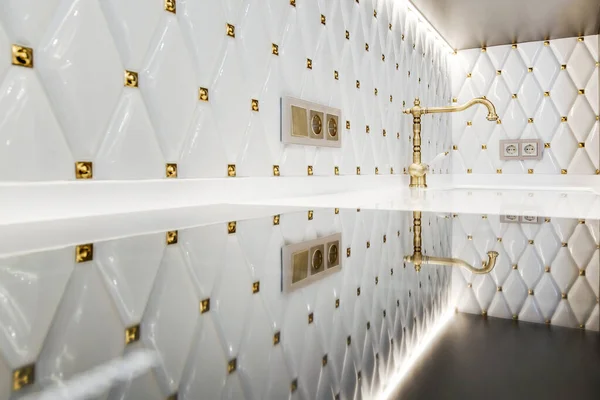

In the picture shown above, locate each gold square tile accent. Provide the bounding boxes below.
[356,166,361,175]
[356,286,361,296]
[528,67,533,72]
[306,58,312,69]
[252,281,260,293]
[528,289,534,295]
[396,62,399,69]
[166,163,177,178]
[467,235,472,240]
[308,312,314,324]
[561,116,567,122]
[200,298,210,313]
[124,70,138,87]
[512,93,517,99]
[375,167,379,174]
[12,364,34,391]
[199,87,209,101]
[334,166,339,175]
[545,266,551,273]
[273,165,280,176]
[383,234,387,243]
[334,70,339,80]
[345,120,350,129]
[561,64,566,70]
[166,230,178,245]
[356,80,360,88]
[373,9,377,17]
[12,44,33,68]
[390,167,394,174]
[562,242,568,247]
[397,132,400,139]
[512,44,518,49]
[578,89,585,95]
[482,144,487,150]
[228,358,237,374]
[512,264,518,270]
[347,247,351,257]
[227,221,236,234]
[561,293,567,299]
[529,240,534,245]
[308,210,314,220]
[75,161,93,179]
[561,169,567,174]
[528,118,533,123]
[381,54,385,61]
[273,331,281,345]
[467,283,472,288]
[251,99,259,112]
[76,244,93,263]
[321,14,326,25]
[467,169,472,174]
[374,88,378,95]
[496,119,502,124]
[545,143,551,148]
[466,73,472,78]
[467,121,472,126]
[227,164,236,177]
[579,269,586,276]
[291,379,298,393]
[272,43,279,55]
[496,70,502,75]
[497,286,503,292]
[334,208,339,214]
[226,23,235,38]
[453,145,458,150]
[164,0,176,13]
[366,241,370,249]
[577,36,584,42]
[389,23,392,30]
[528,169,534,174]
[543,40,550,46]
[273,214,280,225]
[366,321,370,330]
[544,91,550,97]
[481,47,486,52]
[365,125,370,133]
[125,325,140,345]
[579,219,586,224]
[307,165,313,176]
[335,299,340,308]
[375,276,378,285]
[390,95,393,102]
[452,97,458,103]
[578,142,585,148]
[345,30,350,39]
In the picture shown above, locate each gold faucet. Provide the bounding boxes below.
[403,97,498,188]
[404,211,498,274]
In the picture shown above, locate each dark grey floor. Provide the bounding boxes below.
[392,313,600,400]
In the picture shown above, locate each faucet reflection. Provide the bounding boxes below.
[404,211,498,274]
[403,97,498,188]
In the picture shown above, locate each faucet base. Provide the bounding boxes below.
[409,175,427,188]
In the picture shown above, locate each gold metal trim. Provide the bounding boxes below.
[334,70,339,80]
[252,281,260,293]
[228,221,236,234]
[125,325,140,345]
[76,244,93,263]
[334,166,339,175]
[321,14,326,25]
[528,118,533,123]
[226,23,235,38]
[561,116,567,122]
[273,165,280,176]
[199,87,209,101]
[11,44,33,68]
[345,30,350,39]
[164,0,176,13]
[334,208,339,214]
[12,365,34,392]
[347,247,351,257]
[251,99,259,112]
[357,287,360,296]
[228,359,237,374]
[166,230,178,245]
[166,163,177,178]
[307,58,312,69]
[227,164,236,177]
[308,312,314,324]
[561,64,566,70]
[322,354,328,366]
[75,161,93,179]
[200,298,210,313]
[307,165,313,176]
[308,210,314,220]
[356,166,361,175]
[273,331,281,345]
[578,89,585,95]
[124,70,138,87]
[273,214,280,225]
[272,43,279,55]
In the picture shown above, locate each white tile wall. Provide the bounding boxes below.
[0,209,452,399]
[450,36,600,175]
[0,0,452,182]
[451,213,599,331]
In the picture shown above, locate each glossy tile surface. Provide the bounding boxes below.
[0,0,451,181]
[0,208,453,399]
[451,36,600,175]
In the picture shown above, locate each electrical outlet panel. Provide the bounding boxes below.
[500,214,543,224]
[281,233,342,292]
[281,97,342,148]
[499,139,543,161]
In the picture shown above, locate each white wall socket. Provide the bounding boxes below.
[499,139,543,161]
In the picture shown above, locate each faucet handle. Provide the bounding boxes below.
[408,162,428,178]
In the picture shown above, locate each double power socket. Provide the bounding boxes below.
[499,138,543,161]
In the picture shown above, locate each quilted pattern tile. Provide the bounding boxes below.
[452,214,599,331]
[451,36,600,175]
[0,209,452,399]
[0,0,451,181]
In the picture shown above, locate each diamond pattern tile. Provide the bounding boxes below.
[452,214,599,331]
[0,209,453,399]
[0,0,451,181]
[452,36,600,174]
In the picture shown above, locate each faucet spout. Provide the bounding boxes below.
[423,97,498,121]
[405,251,499,274]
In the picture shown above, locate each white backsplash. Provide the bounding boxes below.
[450,36,599,175]
[0,0,451,181]
[451,213,599,331]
